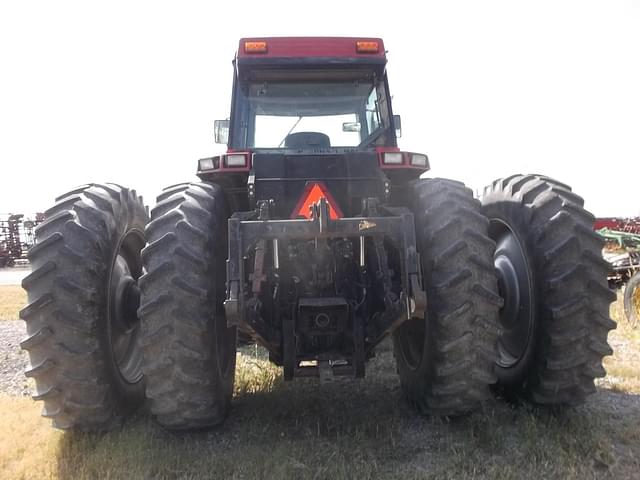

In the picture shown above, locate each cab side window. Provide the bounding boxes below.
[365,87,380,135]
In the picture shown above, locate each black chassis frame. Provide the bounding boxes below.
[223,196,426,379]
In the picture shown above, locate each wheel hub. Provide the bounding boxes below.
[108,233,144,384]
[491,220,534,369]
[114,275,140,330]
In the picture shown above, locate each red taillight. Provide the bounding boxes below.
[292,182,343,219]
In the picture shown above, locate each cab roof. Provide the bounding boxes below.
[236,37,387,70]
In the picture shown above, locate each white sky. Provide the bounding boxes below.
[1,0,638,217]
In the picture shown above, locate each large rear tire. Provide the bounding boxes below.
[482,174,616,405]
[393,178,502,415]
[139,182,236,430]
[20,184,148,430]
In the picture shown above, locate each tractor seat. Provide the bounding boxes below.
[284,132,331,149]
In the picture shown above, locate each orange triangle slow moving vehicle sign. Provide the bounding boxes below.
[292,182,344,220]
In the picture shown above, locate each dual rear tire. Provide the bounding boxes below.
[394,175,616,413]
[21,182,235,431]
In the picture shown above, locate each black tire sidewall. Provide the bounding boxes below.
[393,311,437,401]
[393,187,437,396]
[208,188,237,409]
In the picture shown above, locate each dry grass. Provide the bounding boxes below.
[0,285,25,320]
[0,297,639,479]
[601,292,640,393]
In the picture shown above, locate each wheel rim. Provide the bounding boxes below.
[108,230,145,384]
[397,317,426,370]
[490,220,534,369]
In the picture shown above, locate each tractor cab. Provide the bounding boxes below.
[199,37,428,218]
[226,37,395,151]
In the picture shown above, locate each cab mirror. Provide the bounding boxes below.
[342,122,361,132]
[393,115,402,138]
[214,119,229,144]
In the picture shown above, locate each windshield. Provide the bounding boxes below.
[230,77,391,149]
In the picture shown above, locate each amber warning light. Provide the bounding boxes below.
[244,41,268,53]
[356,41,379,54]
[292,182,343,220]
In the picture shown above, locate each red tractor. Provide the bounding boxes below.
[21,37,615,430]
